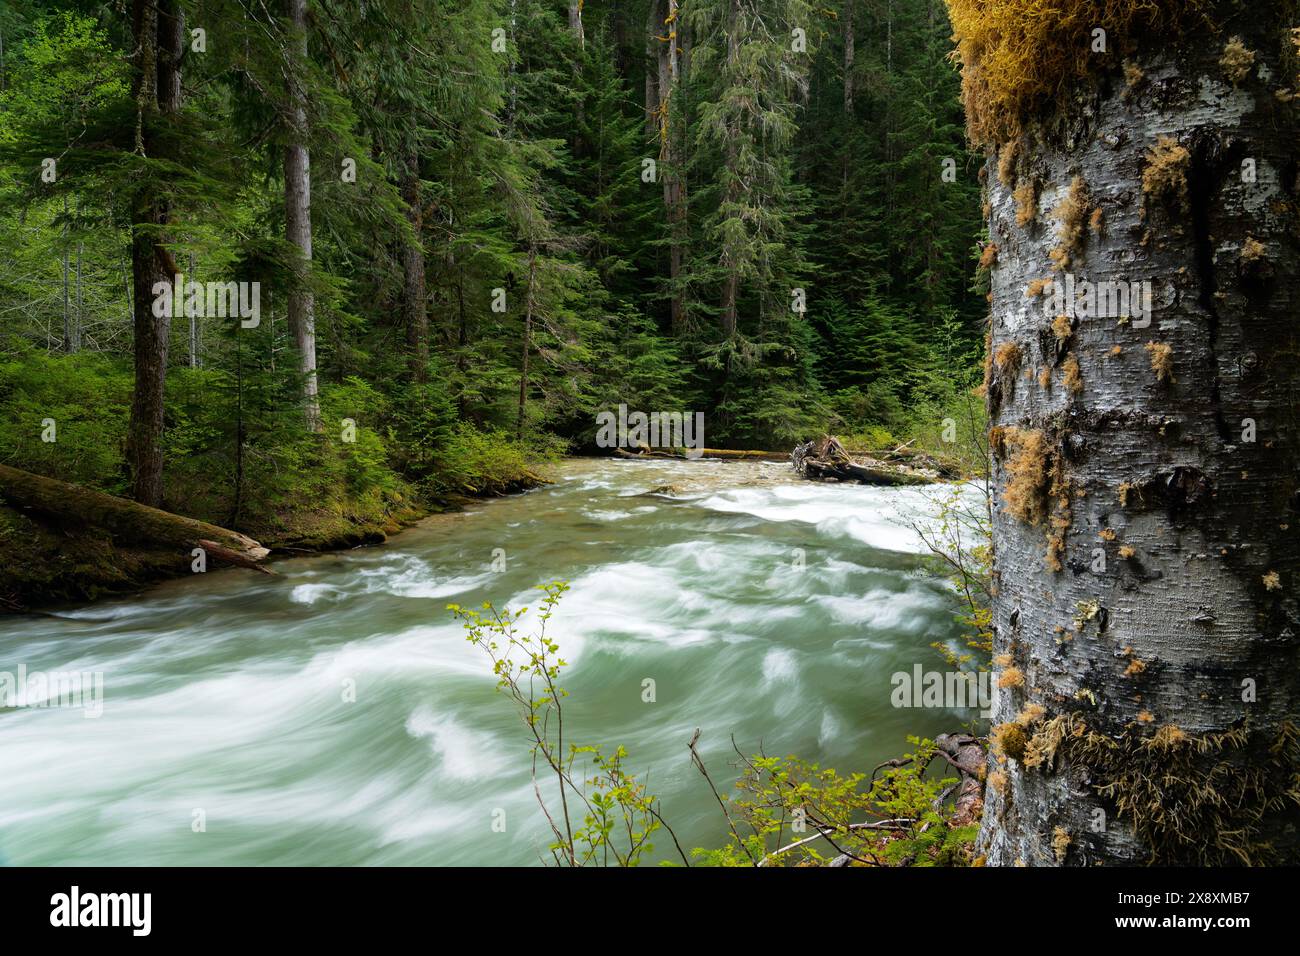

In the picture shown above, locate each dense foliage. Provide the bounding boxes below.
[0,0,983,532]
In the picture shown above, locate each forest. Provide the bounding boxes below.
[0,0,983,575]
[1,0,1299,878]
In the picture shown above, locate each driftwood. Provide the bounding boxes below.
[934,732,986,827]
[0,463,273,573]
[841,442,965,479]
[792,435,939,486]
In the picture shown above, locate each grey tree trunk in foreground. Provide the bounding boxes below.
[978,13,1300,865]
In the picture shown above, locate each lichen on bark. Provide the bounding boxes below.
[950,0,1300,864]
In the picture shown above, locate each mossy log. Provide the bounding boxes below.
[0,464,271,572]
[792,436,940,486]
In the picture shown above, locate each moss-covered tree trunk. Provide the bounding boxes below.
[975,10,1300,865]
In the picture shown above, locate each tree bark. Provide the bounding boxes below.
[284,0,322,432]
[644,0,659,140]
[978,14,1300,865]
[719,0,741,339]
[842,0,854,115]
[516,243,537,440]
[401,151,429,383]
[125,0,181,508]
[61,195,70,351]
[73,203,83,354]
[187,249,199,367]
[657,0,687,335]
[568,1,584,45]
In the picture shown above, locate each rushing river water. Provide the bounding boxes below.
[0,459,980,866]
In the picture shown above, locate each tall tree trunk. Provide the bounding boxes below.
[284,0,322,432]
[718,0,741,339]
[61,195,70,351]
[516,244,537,440]
[657,0,686,335]
[568,1,584,45]
[401,151,429,383]
[73,199,82,353]
[188,249,199,367]
[977,14,1300,866]
[644,0,659,140]
[125,0,181,507]
[842,0,854,115]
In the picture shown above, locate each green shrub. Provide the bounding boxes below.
[428,421,561,495]
[0,349,131,492]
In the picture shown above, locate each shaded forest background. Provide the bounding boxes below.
[0,0,985,543]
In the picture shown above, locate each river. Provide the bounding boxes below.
[0,458,980,865]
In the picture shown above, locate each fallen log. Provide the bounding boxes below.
[792,435,940,486]
[614,445,788,462]
[0,464,272,572]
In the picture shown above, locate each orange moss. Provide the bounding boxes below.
[1220,36,1255,84]
[1052,826,1071,863]
[994,341,1022,375]
[1013,180,1038,225]
[998,666,1026,689]
[997,138,1020,185]
[1145,341,1174,383]
[991,722,1029,761]
[1240,236,1267,264]
[1062,354,1082,394]
[987,769,1009,796]
[945,0,1212,145]
[1142,136,1191,210]
[1016,702,1047,726]
[1000,427,1051,525]
[1050,176,1091,270]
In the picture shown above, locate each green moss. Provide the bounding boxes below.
[1019,712,1300,865]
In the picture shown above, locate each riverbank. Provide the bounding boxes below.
[0,472,546,612]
